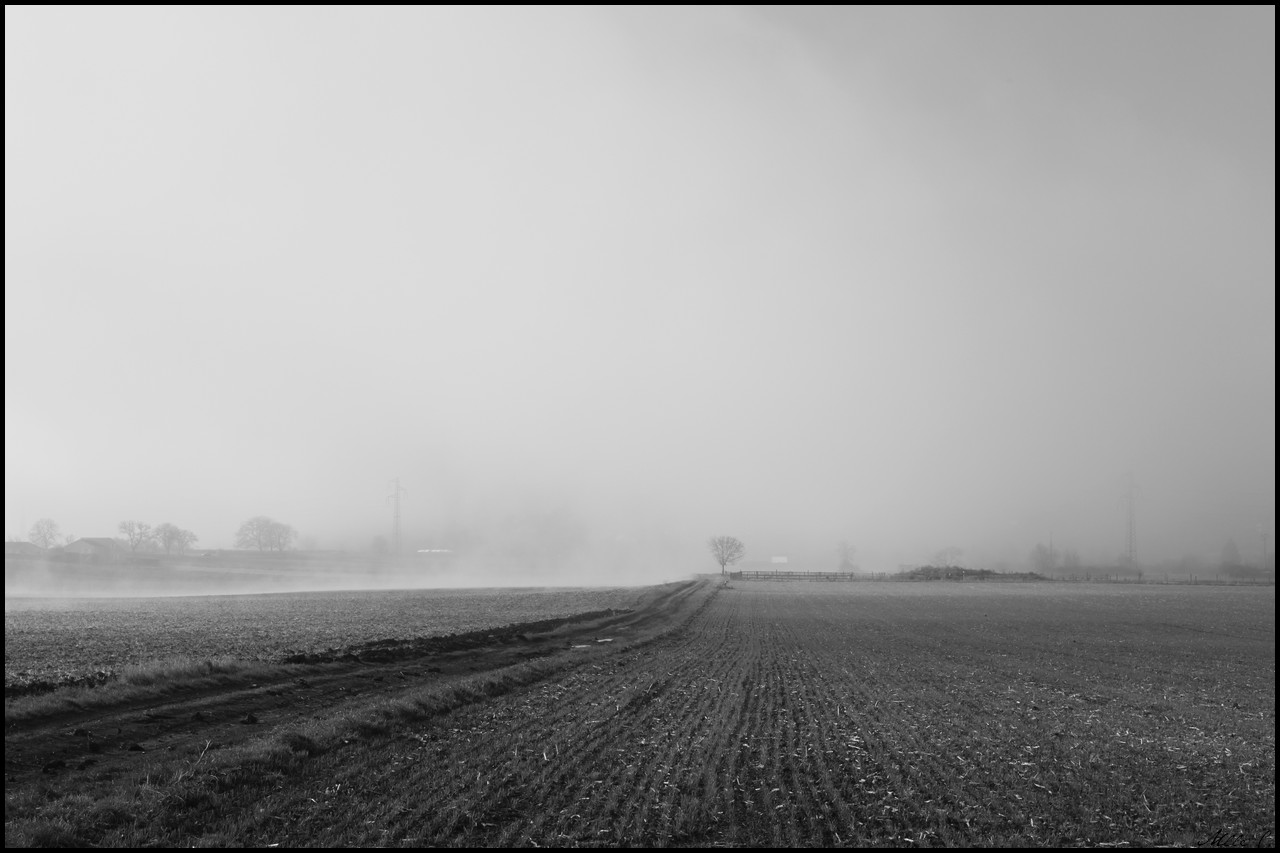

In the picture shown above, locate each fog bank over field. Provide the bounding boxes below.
[5,7,1274,583]
[3,548,694,600]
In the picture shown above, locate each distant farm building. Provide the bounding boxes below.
[4,542,47,557]
[62,538,127,561]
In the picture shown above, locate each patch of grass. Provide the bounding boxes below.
[5,818,95,848]
[117,655,244,686]
[5,657,302,726]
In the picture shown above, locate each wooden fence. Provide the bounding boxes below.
[728,570,863,582]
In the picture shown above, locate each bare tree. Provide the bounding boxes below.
[267,521,297,551]
[708,536,746,574]
[118,520,155,552]
[28,518,60,549]
[237,516,269,550]
[155,523,199,554]
[236,516,296,551]
[155,523,182,554]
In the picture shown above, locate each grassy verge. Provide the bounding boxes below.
[5,657,303,726]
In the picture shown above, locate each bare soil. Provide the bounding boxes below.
[4,598,677,793]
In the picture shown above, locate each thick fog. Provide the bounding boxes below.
[5,7,1275,582]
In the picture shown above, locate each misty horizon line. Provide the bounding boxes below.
[7,533,1273,576]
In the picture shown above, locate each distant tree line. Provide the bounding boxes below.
[17,516,302,555]
[15,518,199,554]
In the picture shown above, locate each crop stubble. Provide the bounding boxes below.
[252,582,1274,847]
[4,586,651,692]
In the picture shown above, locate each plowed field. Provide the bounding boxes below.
[6,580,1275,847]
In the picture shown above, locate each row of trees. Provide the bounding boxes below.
[22,518,201,553]
[21,516,296,554]
[118,520,200,554]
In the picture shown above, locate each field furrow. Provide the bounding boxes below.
[6,579,1273,848]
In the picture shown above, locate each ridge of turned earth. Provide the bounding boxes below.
[4,599,677,792]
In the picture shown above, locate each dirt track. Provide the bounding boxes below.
[5,581,705,794]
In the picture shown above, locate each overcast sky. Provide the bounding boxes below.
[5,6,1275,580]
